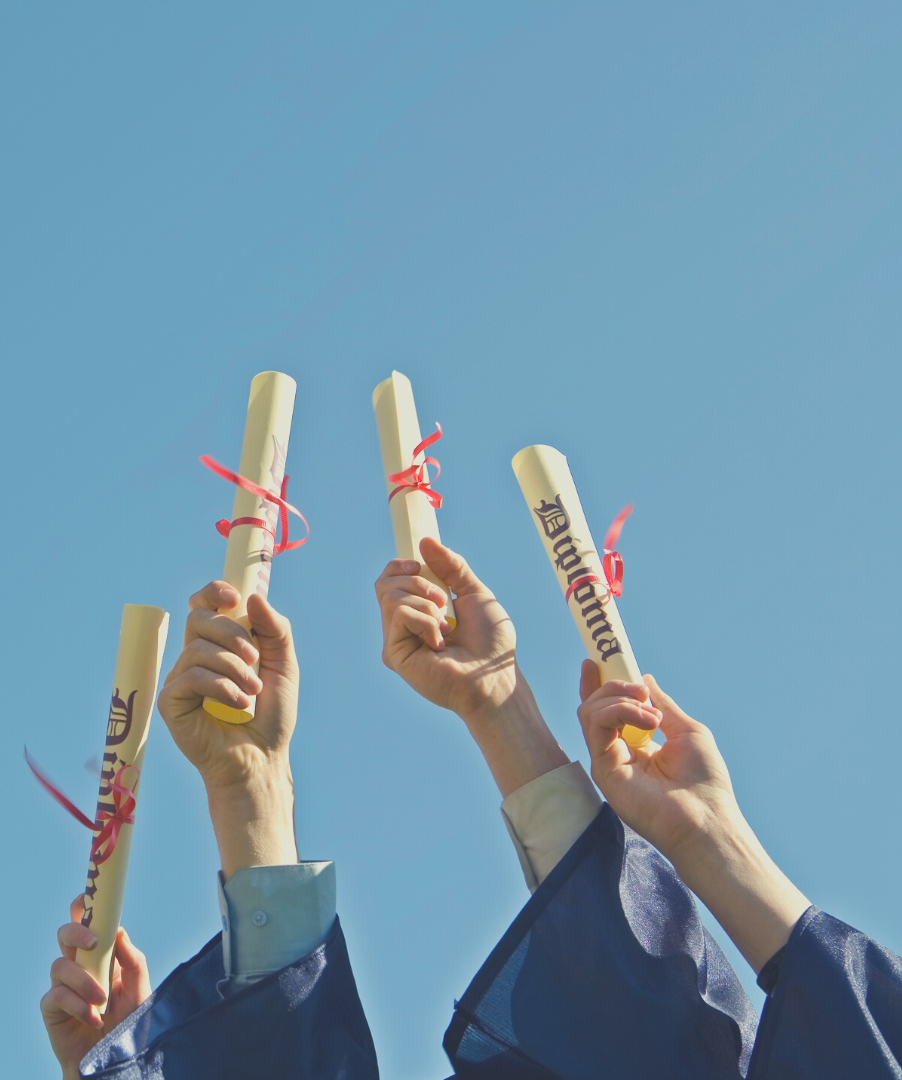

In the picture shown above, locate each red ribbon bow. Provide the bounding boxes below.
[199,456,310,555]
[564,503,633,604]
[388,424,444,509]
[25,748,139,865]
[90,766,140,865]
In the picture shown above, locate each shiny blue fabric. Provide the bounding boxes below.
[747,905,902,1079]
[78,916,377,1079]
[80,807,902,1078]
[444,804,759,1079]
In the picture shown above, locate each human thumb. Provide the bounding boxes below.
[418,537,489,597]
[246,593,298,668]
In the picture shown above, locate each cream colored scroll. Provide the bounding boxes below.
[76,604,169,1001]
[373,371,455,627]
[204,371,297,724]
[512,445,652,748]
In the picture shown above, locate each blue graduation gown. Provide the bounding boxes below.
[444,804,758,1078]
[78,917,378,1079]
[81,806,902,1078]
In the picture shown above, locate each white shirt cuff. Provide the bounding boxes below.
[501,762,602,892]
[217,862,336,993]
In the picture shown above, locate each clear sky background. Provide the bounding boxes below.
[3,3,901,1076]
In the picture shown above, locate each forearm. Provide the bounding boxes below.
[460,668,569,798]
[206,763,298,880]
[671,808,810,974]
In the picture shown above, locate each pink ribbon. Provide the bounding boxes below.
[199,456,310,555]
[90,766,139,865]
[25,748,139,865]
[388,424,444,509]
[564,503,633,603]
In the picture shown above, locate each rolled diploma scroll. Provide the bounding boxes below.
[203,371,297,724]
[372,370,455,626]
[76,604,170,1001]
[512,445,652,748]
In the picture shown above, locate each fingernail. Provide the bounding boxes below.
[220,586,240,604]
[84,931,98,949]
[401,560,420,573]
[436,639,446,650]
[439,620,451,634]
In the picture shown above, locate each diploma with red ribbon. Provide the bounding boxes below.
[201,371,301,724]
[373,371,455,626]
[27,604,170,1002]
[512,445,651,749]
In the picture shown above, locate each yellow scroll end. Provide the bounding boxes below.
[203,697,256,725]
[622,724,655,749]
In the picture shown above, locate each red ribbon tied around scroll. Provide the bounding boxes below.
[25,748,140,865]
[388,424,444,509]
[564,503,633,604]
[199,456,310,555]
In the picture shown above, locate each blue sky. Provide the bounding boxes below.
[3,3,901,1076]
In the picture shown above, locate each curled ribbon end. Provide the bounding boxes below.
[602,503,634,553]
[201,456,310,555]
[387,424,445,509]
[25,747,97,831]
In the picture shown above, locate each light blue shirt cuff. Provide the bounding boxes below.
[217,862,336,994]
[501,762,603,892]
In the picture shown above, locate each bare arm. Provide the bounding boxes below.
[376,538,567,797]
[578,665,810,973]
[157,581,299,878]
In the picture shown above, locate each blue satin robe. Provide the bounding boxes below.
[79,805,902,1079]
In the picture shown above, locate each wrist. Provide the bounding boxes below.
[458,666,533,731]
[461,673,569,797]
[670,809,810,974]
[206,762,298,880]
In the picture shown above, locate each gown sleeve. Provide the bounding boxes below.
[443,803,759,1080]
[77,917,378,1080]
[746,905,902,1079]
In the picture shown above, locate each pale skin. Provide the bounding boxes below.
[41,896,151,1080]
[376,536,568,797]
[380,537,810,975]
[576,666,810,974]
[43,542,809,1073]
[42,583,300,1077]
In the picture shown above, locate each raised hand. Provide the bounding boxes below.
[41,896,150,1080]
[577,663,810,973]
[376,537,519,724]
[577,664,736,864]
[157,582,299,876]
[376,537,567,795]
[157,582,298,793]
